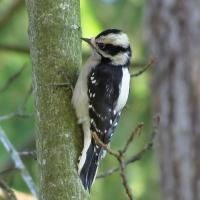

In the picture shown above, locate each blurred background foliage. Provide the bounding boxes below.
[0,0,161,199]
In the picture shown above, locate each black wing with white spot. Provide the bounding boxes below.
[79,63,123,190]
[88,64,123,145]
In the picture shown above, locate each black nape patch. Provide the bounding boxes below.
[95,29,122,39]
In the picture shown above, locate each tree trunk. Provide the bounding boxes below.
[26,0,89,199]
[146,1,200,200]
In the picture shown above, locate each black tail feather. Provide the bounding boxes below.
[79,140,102,191]
[87,158,98,191]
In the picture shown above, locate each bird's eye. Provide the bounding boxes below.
[98,43,106,50]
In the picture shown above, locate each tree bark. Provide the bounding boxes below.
[146,1,200,200]
[26,0,89,199]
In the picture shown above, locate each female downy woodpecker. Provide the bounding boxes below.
[72,29,132,191]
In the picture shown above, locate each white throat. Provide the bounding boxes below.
[110,52,129,66]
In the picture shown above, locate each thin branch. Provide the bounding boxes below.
[97,166,119,178]
[0,151,36,177]
[122,123,144,154]
[92,133,134,200]
[0,44,29,54]
[97,115,160,179]
[0,167,18,177]
[19,150,36,160]
[0,0,24,29]
[0,44,148,71]
[0,127,38,197]
[0,85,33,122]
[0,179,17,200]
[0,111,33,122]
[0,64,27,93]
[0,43,153,76]
[130,62,146,68]
[20,86,32,110]
[131,57,156,77]
[125,122,158,165]
[0,113,16,121]
[92,132,118,158]
[118,152,133,200]
[0,152,36,177]
[97,128,156,178]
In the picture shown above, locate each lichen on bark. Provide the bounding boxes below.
[26,0,89,199]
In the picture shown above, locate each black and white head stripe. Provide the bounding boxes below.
[95,29,129,48]
[85,29,131,66]
[96,43,131,56]
[95,29,122,39]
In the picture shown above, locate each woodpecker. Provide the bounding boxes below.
[72,29,132,191]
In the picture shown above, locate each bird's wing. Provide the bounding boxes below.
[80,64,124,190]
[88,64,122,145]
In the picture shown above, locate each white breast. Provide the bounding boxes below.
[71,53,100,124]
[115,68,130,112]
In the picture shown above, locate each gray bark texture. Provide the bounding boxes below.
[146,1,200,200]
[26,0,89,199]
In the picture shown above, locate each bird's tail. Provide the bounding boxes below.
[78,138,104,191]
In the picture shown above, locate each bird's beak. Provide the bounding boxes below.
[81,37,94,48]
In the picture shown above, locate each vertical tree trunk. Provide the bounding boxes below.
[26,0,89,199]
[146,1,200,200]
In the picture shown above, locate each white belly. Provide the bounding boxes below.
[71,55,99,123]
[115,68,130,112]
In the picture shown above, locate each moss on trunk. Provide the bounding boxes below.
[26,0,89,199]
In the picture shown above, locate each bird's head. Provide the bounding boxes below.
[81,29,132,66]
